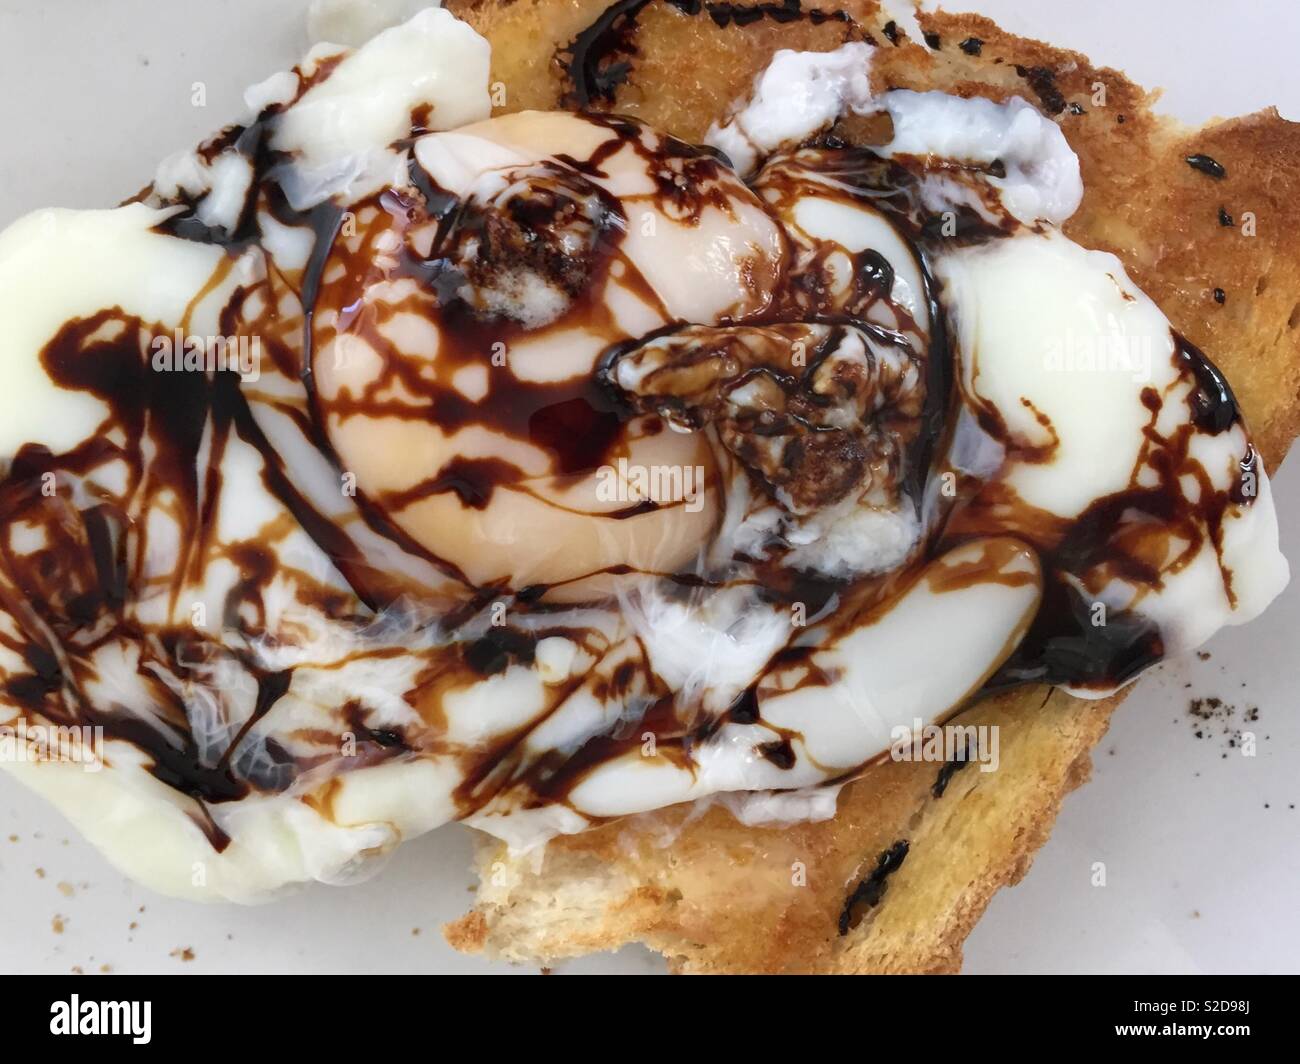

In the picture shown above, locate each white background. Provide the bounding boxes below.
[0,0,1296,975]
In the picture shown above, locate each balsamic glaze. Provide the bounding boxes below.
[559,0,853,107]
[838,839,909,934]
[1175,332,1242,435]
[1014,65,1067,116]
[680,0,848,29]
[558,0,655,107]
[0,11,1271,843]
[757,737,796,768]
[463,627,539,676]
[988,581,1164,691]
[931,746,970,798]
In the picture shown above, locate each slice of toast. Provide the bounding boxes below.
[441,1,1300,973]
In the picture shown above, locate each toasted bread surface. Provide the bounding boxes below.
[441,1,1300,973]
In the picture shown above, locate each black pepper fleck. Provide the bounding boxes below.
[924,31,941,49]
[959,36,983,56]
[1214,288,1226,305]
[1219,206,1235,227]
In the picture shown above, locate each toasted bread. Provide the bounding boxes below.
[441,1,1300,972]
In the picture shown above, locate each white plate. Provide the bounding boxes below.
[0,0,1296,975]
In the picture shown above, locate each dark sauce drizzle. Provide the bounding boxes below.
[0,10,1266,863]
[931,745,970,798]
[839,839,909,934]
[559,0,853,107]
[1014,65,1067,116]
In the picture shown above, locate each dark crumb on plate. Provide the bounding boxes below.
[1186,697,1262,754]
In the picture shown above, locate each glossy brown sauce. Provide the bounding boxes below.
[559,0,856,108]
[839,838,909,934]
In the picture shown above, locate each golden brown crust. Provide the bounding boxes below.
[441,2,1300,973]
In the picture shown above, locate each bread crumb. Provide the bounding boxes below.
[170,947,195,962]
[52,915,66,934]
[1185,697,1262,753]
[57,882,75,898]
[34,867,45,878]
